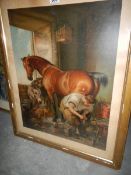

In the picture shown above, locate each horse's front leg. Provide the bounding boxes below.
[42,80,61,125]
[52,93,63,123]
[46,91,60,125]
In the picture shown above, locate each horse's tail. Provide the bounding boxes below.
[88,72,108,98]
[92,79,100,98]
[88,72,108,87]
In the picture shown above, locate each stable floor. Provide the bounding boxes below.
[0,110,131,175]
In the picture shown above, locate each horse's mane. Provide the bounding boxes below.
[28,55,53,65]
[23,55,60,74]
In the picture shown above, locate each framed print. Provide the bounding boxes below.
[0,0,131,169]
[0,36,9,110]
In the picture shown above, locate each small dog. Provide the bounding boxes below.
[32,107,53,120]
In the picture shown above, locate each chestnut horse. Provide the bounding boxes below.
[22,56,100,101]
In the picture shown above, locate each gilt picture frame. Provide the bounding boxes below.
[0,32,9,110]
[0,0,131,169]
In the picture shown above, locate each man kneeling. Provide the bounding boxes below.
[60,93,94,136]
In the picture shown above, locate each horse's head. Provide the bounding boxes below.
[22,56,34,81]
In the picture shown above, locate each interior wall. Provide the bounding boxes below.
[58,13,79,70]
[85,0,122,101]
[58,0,122,102]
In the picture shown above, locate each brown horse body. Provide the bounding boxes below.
[22,56,100,100]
